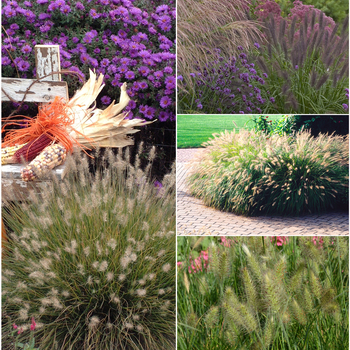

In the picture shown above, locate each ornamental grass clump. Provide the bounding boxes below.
[177,236,349,350]
[188,129,348,216]
[256,11,349,113]
[2,147,176,350]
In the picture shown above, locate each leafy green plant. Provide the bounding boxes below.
[9,318,39,350]
[2,146,176,350]
[249,115,295,135]
[188,129,349,216]
[178,236,349,350]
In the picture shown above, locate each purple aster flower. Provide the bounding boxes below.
[76,1,84,10]
[254,43,260,49]
[125,71,135,80]
[177,75,183,81]
[154,70,164,79]
[10,23,19,30]
[21,44,32,54]
[62,60,72,68]
[2,56,11,65]
[139,105,148,114]
[342,104,348,110]
[17,60,30,71]
[139,81,148,89]
[164,66,173,74]
[138,66,150,77]
[270,97,275,103]
[89,8,100,19]
[144,107,156,119]
[128,100,137,109]
[60,4,71,14]
[80,53,90,64]
[101,96,111,105]
[100,58,110,68]
[89,58,98,68]
[160,96,172,108]
[138,50,151,58]
[197,103,203,109]
[156,4,169,13]
[239,111,245,114]
[263,73,268,78]
[158,111,168,122]
[237,46,243,50]
[118,65,128,73]
[345,88,349,94]
[37,0,48,3]
[159,23,171,32]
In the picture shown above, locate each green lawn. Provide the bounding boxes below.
[177,115,285,148]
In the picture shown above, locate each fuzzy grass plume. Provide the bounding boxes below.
[2,146,176,350]
[188,129,349,216]
[177,236,349,350]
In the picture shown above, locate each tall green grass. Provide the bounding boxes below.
[178,236,349,350]
[188,129,349,216]
[2,146,176,350]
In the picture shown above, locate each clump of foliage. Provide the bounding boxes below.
[2,147,176,350]
[2,0,175,121]
[188,129,349,216]
[178,47,275,114]
[178,236,349,350]
[249,115,295,135]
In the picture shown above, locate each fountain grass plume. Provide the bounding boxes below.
[2,148,176,350]
[177,237,349,349]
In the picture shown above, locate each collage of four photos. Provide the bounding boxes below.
[1,0,349,349]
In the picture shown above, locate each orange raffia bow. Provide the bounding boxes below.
[2,97,95,155]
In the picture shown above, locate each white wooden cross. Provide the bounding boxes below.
[2,45,69,202]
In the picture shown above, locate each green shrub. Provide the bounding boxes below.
[188,129,349,216]
[249,115,295,135]
[178,236,349,350]
[2,147,176,350]
[293,115,349,136]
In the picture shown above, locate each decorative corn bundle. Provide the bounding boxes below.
[20,144,67,181]
[2,70,151,181]
[1,144,26,165]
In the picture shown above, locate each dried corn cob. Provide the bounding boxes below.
[14,134,53,163]
[1,144,26,165]
[21,144,67,181]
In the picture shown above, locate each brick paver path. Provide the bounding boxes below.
[177,148,349,236]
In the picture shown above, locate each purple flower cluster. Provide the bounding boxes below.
[254,0,336,45]
[184,48,274,114]
[2,0,176,122]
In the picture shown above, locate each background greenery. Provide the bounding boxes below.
[177,115,349,148]
[177,115,284,148]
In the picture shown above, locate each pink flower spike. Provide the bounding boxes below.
[18,328,23,335]
[30,317,36,331]
[13,323,18,330]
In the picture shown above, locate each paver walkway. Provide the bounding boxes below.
[177,148,349,236]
